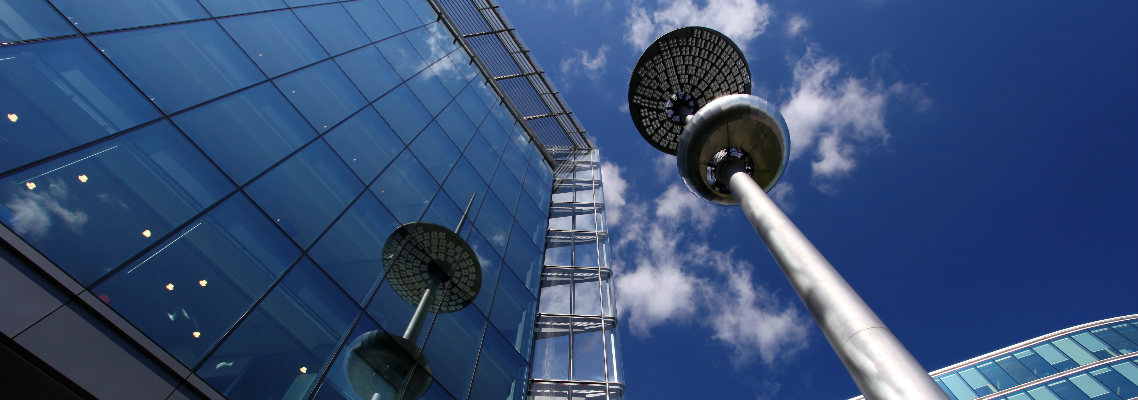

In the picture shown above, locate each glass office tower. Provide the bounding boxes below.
[850,315,1138,400]
[0,0,623,399]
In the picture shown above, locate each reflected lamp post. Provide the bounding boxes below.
[628,27,948,400]
[345,195,482,400]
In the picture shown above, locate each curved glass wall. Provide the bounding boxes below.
[529,150,625,400]
[0,0,579,399]
[851,315,1138,400]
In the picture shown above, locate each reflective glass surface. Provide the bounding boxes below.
[0,38,160,172]
[371,151,437,223]
[294,4,369,56]
[219,10,327,77]
[335,45,402,102]
[91,21,265,113]
[50,0,208,33]
[374,85,432,143]
[197,0,287,17]
[422,306,486,398]
[491,270,537,357]
[245,140,363,248]
[92,193,298,365]
[376,34,425,80]
[275,59,367,132]
[409,123,460,182]
[173,82,316,184]
[198,258,356,399]
[343,0,400,42]
[0,0,76,42]
[1,121,232,284]
[322,107,404,183]
[308,192,398,304]
[471,327,528,400]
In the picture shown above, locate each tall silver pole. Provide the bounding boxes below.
[726,169,948,400]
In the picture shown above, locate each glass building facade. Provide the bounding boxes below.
[851,315,1138,400]
[0,0,622,399]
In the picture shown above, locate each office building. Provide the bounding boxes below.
[0,0,623,399]
[850,315,1138,400]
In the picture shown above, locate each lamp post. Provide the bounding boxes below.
[629,27,948,400]
[345,195,482,400]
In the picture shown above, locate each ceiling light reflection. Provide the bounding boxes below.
[166,283,174,291]
[192,331,201,338]
[142,229,152,238]
[78,174,88,183]
[199,279,208,287]
[7,113,17,123]
[299,366,308,374]
[25,182,36,190]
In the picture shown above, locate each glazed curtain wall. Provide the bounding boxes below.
[0,1,551,399]
[529,150,625,400]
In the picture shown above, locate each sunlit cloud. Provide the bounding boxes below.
[785,14,809,38]
[780,46,929,190]
[603,162,810,365]
[624,0,774,50]
[558,45,610,89]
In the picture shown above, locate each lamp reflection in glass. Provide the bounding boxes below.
[165,283,174,291]
[345,194,481,400]
[199,279,208,287]
[192,331,201,338]
[25,182,35,190]
[78,174,89,183]
[7,113,16,123]
[142,229,152,238]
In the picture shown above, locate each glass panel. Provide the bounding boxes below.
[91,193,298,365]
[376,34,425,80]
[941,373,978,400]
[515,199,547,248]
[335,45,402,102]
[545,236,571,266]
[407,69,452,116]
[1055,337,1100,365]
[92,21,264,114]
[478,116,509,154]
[1117,323,1138,344]
[310,316,398,400]
[977,360,1017,391]
[50,0,207,32]
[1069,373,1117,399]
[322,107,404,183]
[473,193,511,256]
[489,270,537,357]
[572,270,602,316]
[574,206,597,231]
[960,367,997,397]
[197,258,357,400]
[463,135,500,183]
[365,276,425,344]
[245,140,362,248]
[1,121,232,284]
[219,10,327,78]
[198,0,286,17]
[378,0,422,32]
[441,157,487,222]
[275,59,366,132]
[454,84,490,126]
[467,229,502,314]
[422,306,485,399]
[374,85,432,143]
[491,168,522,214]
[529,382,569,400]
[1034,342,1080,371]
[343,0,399,42]
[294,4,369,56]
[572,318,605,382]
[0,38,160,172]
[0,0,76,42]
[1092,366,1138,399]
[1006,393,1031,400]
[499,133,528,181]
[371,150,437,223]
[172,82,315,184]
[935,379,961,400]
[1074,332,1119,359]
[409,123,460,183]
[606,320,623,383]
[405,0,437,25]
[1015,349,1058,379]
[996,355,1039,384]
[1112,361,1138,386]
[309,193,398,304]
[1048,379,1092,400]
[284,0,336,7]
[601,270,615,318]
[405,24,452,67]
[524,162,551,205]
[1093,327,1137,355]
[435,103,476,150]
[430,52,475,97]
[505,222,540,292]
[469,328,528,400]
[574,235,599,267]
[552,185,573,203]
[532,317,569,379]
[539,269,571,315]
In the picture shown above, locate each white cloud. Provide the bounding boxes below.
[559,45,609,81]
[599,162,628,224]
[786,14,809,37]
[780,47,928,188]
[767,182,795,212]
[607,162,810,364]
[624,0,774,50]
[5,179,89,239]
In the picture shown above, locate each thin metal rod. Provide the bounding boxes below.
[404,286,435,341]
[725,169,948,400]
[455,193,478,234]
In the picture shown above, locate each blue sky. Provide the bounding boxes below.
[494,0,1137,398]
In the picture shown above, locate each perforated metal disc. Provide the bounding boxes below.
[629,26,751,155]
[382,222,481,313]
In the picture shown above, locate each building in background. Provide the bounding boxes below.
[0,0,623,399]
[851,315,1138,400]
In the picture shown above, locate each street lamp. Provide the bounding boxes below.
[629,27,948,400]
[345,195,482,400]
